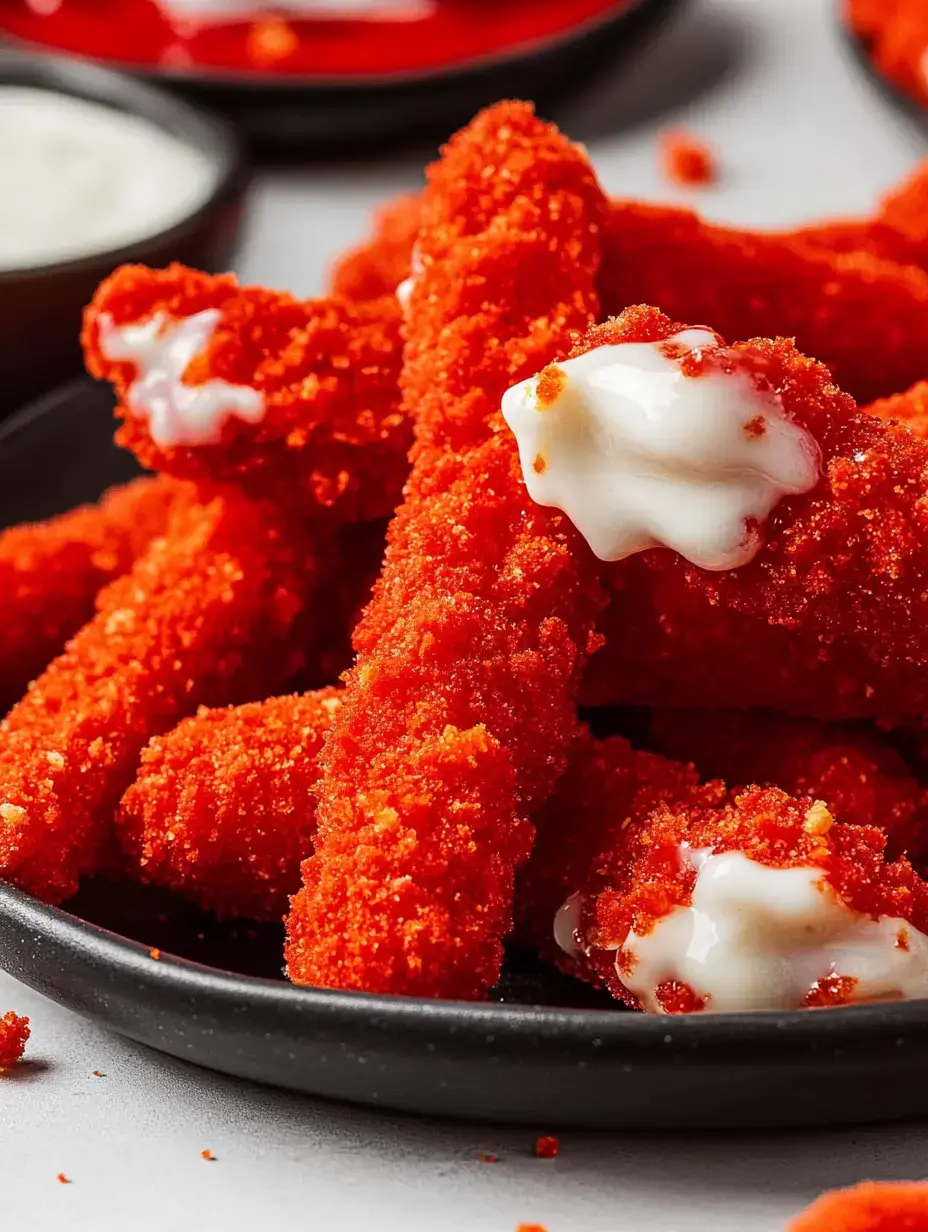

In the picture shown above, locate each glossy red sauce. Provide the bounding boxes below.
[0,0,633,79]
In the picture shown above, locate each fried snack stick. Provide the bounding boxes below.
[119,689,341,921]
[329,192,421,303]
[522,736,928,1012]
[865,379,928,439]
[0,493,310,904]
[286,102,609,999]
[599,201,928,404]
[0,475,183,705]
[83,266,409,523]
[846,0,928,110]
[574,308,928,727]
[788,1182,928,1232]
[648,708,928,860]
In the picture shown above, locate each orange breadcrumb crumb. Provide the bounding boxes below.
[83,269,409,524]
[477,1150,498,1163]
[0,1011,29,1070]
[535,1136,559,1159]
[92,1070,104,1077]
[57,1173,70,1185]
[201,1149,215,1161]
[118,689,341,921]
[149,948,161,961]
[0,475,183,706]
[788,1180,928,1231]
[660,130,716,186]
[0,494,312,904]
[285,102,609,1000]
[516,1224,547,1232]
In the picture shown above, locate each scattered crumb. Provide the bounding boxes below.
[803,801,834,836]
[477,1150,498,1163]
[149,948,161,961]
[516,1225,547,1232]
[201,1149,215,1161]
[91,1070,105,1078]
[535,363,566,408]
[535,1136,559,1159]
[0,1011,30,1071]
[57,1173,70,1185]
[660,129,717,187]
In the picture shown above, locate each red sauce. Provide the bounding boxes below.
[0,0,633,79]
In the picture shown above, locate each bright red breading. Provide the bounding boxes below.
[0,1011,29,1070]
[866,379,928,439]
[846,0,928,110]
[285,102,609,999]
[648,708,928,860]
[0,494,312,904]
[599,201,928,404]
[0,475,183,706]
[119,689,341,921]
[83,267,409,523]
[788,1181,928,1232]
[329,192,421,303]
[582,307,928,727]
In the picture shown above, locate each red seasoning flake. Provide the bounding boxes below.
[535,1136,559,1159]
[149,948,161,961]
[660,130,717,187]
[201,1150,215,1161]
[476,1150,498,1163]
[57,1173,70,1185]
[516,1225,548,1232]
[0,1011,30,1070]
[92,1070,105,1078]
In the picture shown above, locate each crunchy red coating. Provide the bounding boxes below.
[788,1181,928,1231]
[0,475,183,707]
[648,708,928,860]
[0,493,312,904]
[847,0,928,109]
[659,130,716,186]
[866,380,928,439]
[599,201,928,404]
[118,688,341,921]
[0,1011,29,1070]
[329,192,421,303]
[582,308,928,727]
[285,102,608,999]
[83,266,409,523]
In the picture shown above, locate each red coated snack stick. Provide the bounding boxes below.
[578,311,928,727]
[0,475,183,705]
[0,493,311,904]
[866,379,928,439]
[787,1181,928,1232]
[846,0,928,110]
[329,192,421,303]
[524,738,928,1012]
[285,102,609,999]
[83,265,409,523]
[648,708,928,860]
[600,201,928,404]
[0,1011,29,1070]
[118,688,341,921]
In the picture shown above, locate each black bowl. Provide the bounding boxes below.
[0,50,248,417]
[3,0,682,154]
[5,379,928,1129]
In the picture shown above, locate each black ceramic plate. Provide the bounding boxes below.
[2,0,682,152]
[5,381,928,1129]
[837,5,928,134]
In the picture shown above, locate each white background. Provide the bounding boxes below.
[4,0,928,1227]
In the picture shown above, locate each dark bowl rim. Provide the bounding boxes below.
[2,0,674,93]
[6,879,928,1056]
[0,48,247,285]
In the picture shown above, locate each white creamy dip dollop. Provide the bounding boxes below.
[500,329,821,570]
[0,88,217,272]
[616,847,928,1013]
[99,310,265,448]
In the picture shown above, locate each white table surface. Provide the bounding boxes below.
[4,1,928,1228]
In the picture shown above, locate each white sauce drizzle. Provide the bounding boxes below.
[616,847,928,1013]
[0,88,216,272]
[500,330,821,571]
[98,310,265,448]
